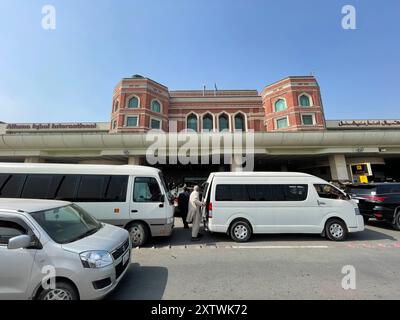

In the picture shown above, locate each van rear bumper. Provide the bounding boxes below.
[207,220,228,233]
[348,215,365,233]
[150,220,174,237]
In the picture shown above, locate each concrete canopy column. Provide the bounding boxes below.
[329,154,349,181]
[24,157,45,163]
[128,156,141,165]
[230,154,243,172]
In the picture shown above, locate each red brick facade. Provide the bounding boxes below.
[110,75,326,133]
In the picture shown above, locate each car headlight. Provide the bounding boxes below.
[80,250,113,269]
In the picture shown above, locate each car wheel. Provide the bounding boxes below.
[230,220,252,242]
[392,212,400,231]
[128,222,148,247]
[325,219,347,241]
[38,281,78,300]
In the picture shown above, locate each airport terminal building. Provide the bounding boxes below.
[1,75,400,185]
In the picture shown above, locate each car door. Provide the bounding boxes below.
[0,215,38,300]
[130,176,166,229]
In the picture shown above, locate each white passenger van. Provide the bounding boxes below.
[202,172,364,242]
[0,163,174,246]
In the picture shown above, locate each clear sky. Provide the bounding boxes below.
[0,0,399,123]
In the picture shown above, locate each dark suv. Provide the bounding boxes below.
[345,183,400,230]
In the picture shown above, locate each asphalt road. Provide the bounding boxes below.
[108,219,400,300]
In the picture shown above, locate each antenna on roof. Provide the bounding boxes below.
[203,84,206,96]
[214,83,218,97]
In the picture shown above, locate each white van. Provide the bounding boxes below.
[0,163,174,246]
[202,172,364,242]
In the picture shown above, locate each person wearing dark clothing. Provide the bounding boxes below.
[178,187,190,229]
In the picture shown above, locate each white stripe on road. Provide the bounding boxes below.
[230,245,329,249]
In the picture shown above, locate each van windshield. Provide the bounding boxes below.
[158,172,174,202]
[30,204,102,244]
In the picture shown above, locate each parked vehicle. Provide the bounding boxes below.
[0,163,175,246]
[344,183,400,229]
[0,199,131,300]
[202,172,364,242]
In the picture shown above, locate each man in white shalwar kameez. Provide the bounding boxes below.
[186,185,205,241]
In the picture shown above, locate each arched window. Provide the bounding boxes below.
[299,94,311,107]
[151,100,161,113]
[202,114,214,131]
[234,113,245,131]
[187,114,198,131]
[219,114,229,131]
[128,96,139,108]
[274,99,287,112]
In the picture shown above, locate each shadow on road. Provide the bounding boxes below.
[107,263,168,300]
[143,222,398,247]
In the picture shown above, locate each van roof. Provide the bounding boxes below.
[0,198,70,214]
[0,163,160,175]
[209,172,315,178]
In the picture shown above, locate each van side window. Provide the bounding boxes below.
[133,177,162,202]
[216,184,308,201]
[76,175,108,202]
[314,184,343,200]
[54,175,80,201]
[0,174,26,198]
[105,176,128,202]
[216,185,249,201]
[22,175,54,199]
[0,220,26,246]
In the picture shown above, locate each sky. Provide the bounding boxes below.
[0,0,399,123]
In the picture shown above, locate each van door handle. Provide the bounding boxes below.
[159,203,164,208]
[131,209,138,213]
[317,200,326,206]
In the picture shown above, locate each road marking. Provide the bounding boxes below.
[230,245,329,249]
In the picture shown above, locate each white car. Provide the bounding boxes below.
[202,172,364,242]
[0,199,131,300]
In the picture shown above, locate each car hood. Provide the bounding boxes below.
[61,223,129,254]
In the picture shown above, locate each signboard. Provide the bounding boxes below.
[327,120,400,129]
[2,123,112,134]
[6,123,98,131]
[350,163,372,176]
[359,175,368,184]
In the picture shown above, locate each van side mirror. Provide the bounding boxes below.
[160,194,165,203]
[7,235,32,250]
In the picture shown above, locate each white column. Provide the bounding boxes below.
[128,156,140,165]
[230,154,243,172]
[329,154,349,181]
[24,157,45,163]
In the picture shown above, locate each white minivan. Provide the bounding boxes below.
[0,163,175,246]
[202,172,364,242]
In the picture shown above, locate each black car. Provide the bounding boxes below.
[345,183,400,230]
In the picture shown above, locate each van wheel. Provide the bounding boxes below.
[128,222,148,247]
[38,281,78,300]
[392,212,400,231]
[325,219,347,241]
[363,216,369,224]
[230,220,252,242]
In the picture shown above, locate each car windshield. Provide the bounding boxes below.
[30,204,102,244]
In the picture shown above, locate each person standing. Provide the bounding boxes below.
[186,185,205,241]
[178,187,190,229]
